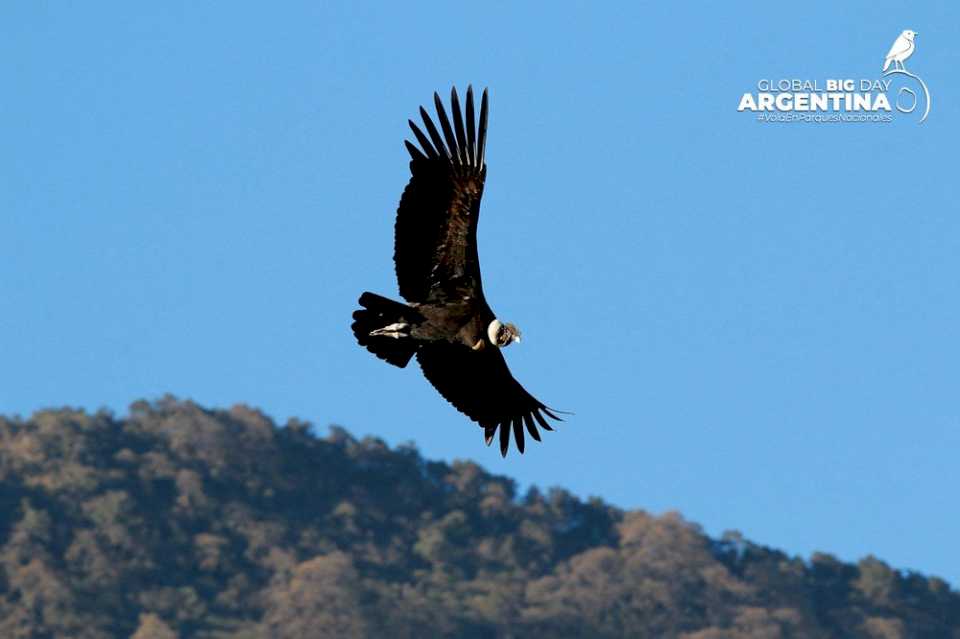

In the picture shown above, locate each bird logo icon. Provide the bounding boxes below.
[880,29,930,123]
[883,30,918,72]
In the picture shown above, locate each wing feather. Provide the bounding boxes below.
[419,106,449,159]
[416,342,559,456]
[523,413,540,441]
[450,88,468,166]
[499,419,511,456]
[433,92,460,166]
[408,120,438,159]
[404,140,427,162]
[512,416,525,454]
[476,88,489,167]
[465,87,477,165]
[533,409,554,432]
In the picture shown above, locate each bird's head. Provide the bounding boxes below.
[488,319,521,348]
[903,30,918,40]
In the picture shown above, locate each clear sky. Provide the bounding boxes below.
[3,2,959,585]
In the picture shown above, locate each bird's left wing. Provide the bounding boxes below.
[394,86,489,303]
[416,342,561,456]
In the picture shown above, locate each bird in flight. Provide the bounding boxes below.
[351,86,561,456]
[883,30,918,72]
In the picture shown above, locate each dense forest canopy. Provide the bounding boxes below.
[0,397,956,638]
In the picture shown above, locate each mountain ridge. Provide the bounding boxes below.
[0,397,956,638]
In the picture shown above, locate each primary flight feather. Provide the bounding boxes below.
[351,86,560,456]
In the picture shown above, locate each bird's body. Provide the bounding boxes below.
[883,30,917,72]
[351,87,560,456]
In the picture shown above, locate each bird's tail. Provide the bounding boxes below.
[882,57,893,72]
[351,292,422,368]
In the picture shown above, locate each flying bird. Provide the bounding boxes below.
[883,30,918,72]
[351,86,561,456]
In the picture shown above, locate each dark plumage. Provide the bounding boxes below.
[351,86,560,456]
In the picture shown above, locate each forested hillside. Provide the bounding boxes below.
[0,398,956,638]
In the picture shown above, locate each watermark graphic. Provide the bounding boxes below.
[738,30,931,124]
[881,30,931,123]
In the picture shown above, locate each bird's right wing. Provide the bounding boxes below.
[394,87,489,303]
[416,341,561,456]
[885,36,910,60]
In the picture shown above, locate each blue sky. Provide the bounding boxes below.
[3,2,959,585]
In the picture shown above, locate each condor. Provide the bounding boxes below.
[351,86,561,456]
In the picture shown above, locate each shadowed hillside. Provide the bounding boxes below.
[0,397,956,638]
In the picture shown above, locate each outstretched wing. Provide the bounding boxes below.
[394,86,489,303]
[416,342,561,456]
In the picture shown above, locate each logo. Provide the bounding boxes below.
[737,30,931,124]
[881,30,931,123]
